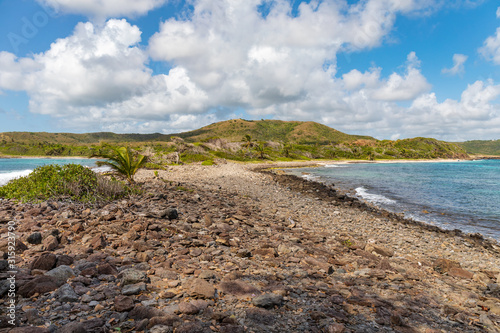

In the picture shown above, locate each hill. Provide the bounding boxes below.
[172,119,374,143]
[0,119,469,160]
[457,140,500,156]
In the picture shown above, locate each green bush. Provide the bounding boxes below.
[0,164,130,203]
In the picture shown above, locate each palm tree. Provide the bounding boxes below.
[241,134,254,150]
[253,142,270,159]
[92,145,147,184]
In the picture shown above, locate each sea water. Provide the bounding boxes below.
[0,158,104,186]
[289,160,500,241]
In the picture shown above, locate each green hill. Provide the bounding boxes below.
[457,140,500,156]
[174,119,374,143]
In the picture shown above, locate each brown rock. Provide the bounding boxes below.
[89,234,106,249]
[252,248,277,257]
[219,280,261,297]
[365,244,394,257]
[42,235,58,251]
[448,267,474,279]
[114,295,135,312]
[178,301,200,314]
[187,278,216,299]
[434,258,461,274]
[302,257,333,274]
[30,253,57,271]
[55,255,74,267]
[97,263,118,275]
[147,315,182,329]
[128,305,165,320]
[327,323,345,333]
[18,276,59,298]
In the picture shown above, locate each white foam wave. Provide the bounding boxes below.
[91,165,112,173]
[355,187,396,205]
[0,169,33,186]
[324,164,346,168]
[301,174,319,181]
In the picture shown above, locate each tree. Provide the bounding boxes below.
[253,142,270,159]
[92,145,147,184]
[241,134,254,149]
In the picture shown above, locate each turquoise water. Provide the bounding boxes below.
[0,158,103,186]
[290,160,500,240]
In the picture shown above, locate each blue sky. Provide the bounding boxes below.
[1,0,500,141]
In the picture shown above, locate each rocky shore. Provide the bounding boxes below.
[0,161,499,333]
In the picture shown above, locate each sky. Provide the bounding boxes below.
[0,0,500,141]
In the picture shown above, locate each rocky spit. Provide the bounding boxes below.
[0,161,499,333]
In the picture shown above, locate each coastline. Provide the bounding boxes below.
[1,161,500,332]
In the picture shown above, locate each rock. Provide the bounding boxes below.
[45,265,74,286]
[55,255,74,267]
[149,325,173,333]
[42,235,58,251]
[252,293,283,308]
[302,257,334,274]
[58,322,87,333]
[365,244,394,257]
[218,280,261,297]
[114,295,135,312]
[245,308,275,325]
[179,301,200,314]
[129,305,166,320]
[89,234,106,249]
[18,276,59,298]
[175,322,205,333]
[327,323,345,333]
[122,282,147,295]
[147,315,182,329]
[433,258,461,274]
[97,263,118,275]
[448,267,473,279]
[30,253,57,271]
[120,268,148,285]
[187,278,216,299]
[54,283,79,302]
[0,260,8,271]
[252,248,277,257]
[26,232,42,245]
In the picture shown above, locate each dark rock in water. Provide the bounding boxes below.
[18,276,59,297]
[30,253,57,271]
[27,232,42,245]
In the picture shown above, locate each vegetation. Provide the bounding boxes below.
[0,164,129,203]
[457,140,500,156]
[92,145,147,184]
[0,119,473,164]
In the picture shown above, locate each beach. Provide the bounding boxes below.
[0,161,499,332]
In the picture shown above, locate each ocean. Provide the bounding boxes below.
[288,160,500,241]
[0,158,104,186]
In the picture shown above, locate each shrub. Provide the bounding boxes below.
[201,160,214,166]
[0,164,129,203]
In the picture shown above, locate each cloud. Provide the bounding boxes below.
[442,53,468,75]
[36,0,168,21]
[479,8,500,65]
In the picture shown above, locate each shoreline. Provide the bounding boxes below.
[1,161,500,332]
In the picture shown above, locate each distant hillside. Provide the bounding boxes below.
[0,132,169,145]
[457,140,500,156]
[174,119,374,143]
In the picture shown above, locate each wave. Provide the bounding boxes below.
[355,187,396,205]
[324,164,347,168]
[0,169,33,186]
